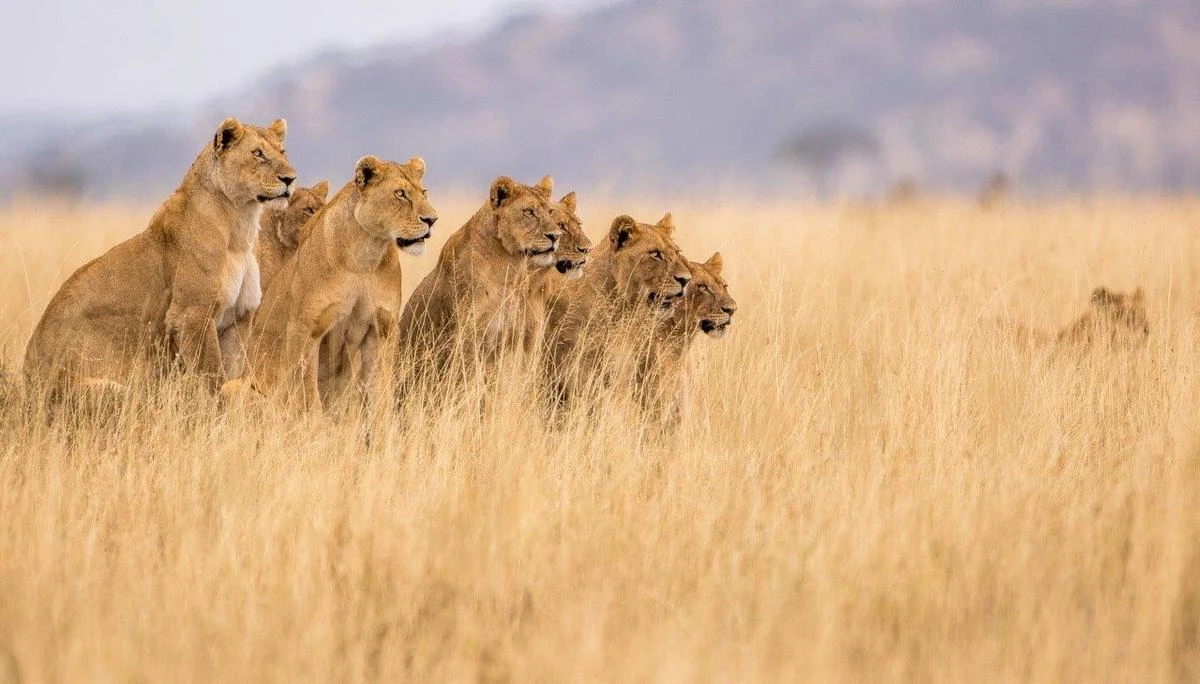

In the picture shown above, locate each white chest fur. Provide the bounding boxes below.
[215,247,262,332]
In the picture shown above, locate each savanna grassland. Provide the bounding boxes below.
[1,198,1200,682]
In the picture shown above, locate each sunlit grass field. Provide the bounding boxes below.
[1,197,1200,681]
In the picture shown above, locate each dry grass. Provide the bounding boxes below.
[2,197,1200,682]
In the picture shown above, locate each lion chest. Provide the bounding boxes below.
[215,248,261,332]
[480,290,534,350]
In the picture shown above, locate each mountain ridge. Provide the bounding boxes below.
[5,0,1198,199]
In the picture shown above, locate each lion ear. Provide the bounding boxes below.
[213,117,244,154]
[560,191,577,214]
[609,215,638,250]
[534,175,554,200]
[268,118,287,143]
[704,252,724,275]
[491,176,518,208]
[656,212,676,236]
[405,156,426,179]
[311,180,330,202]
[356,156,382,189]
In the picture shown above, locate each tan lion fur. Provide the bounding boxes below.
[997,286,1150,349]
[526,191,593,351]
[398,175,562,377]
[226,156,435,411]
[23,117,295,399]
[223,181,330,380]
[541,212,692,404]
[257,180,330,291]
[638,253,737,424]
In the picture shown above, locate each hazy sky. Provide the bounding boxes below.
[0,0,593,117]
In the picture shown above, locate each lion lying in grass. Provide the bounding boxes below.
[23,117,295,401]
[996,286,1149,349]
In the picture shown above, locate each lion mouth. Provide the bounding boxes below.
[700,319,730,335]
[555,259,585,275]
[396,231,431,249]
[257,192,290,203]
[527,246,555,258]
[647,292,679,310]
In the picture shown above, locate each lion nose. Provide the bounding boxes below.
[722,305,737,315]
[545,233,559,245]
[674,274,691,289]
[577,245,592,254]
[278,174,296,187]
[420,215,438,229]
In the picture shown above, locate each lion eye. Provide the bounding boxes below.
[303,207,317,215]
[524,207,537,218]
[252,149,266,160]
[650,250,664,260]
[698,285,710,294]
[395,189,409,201]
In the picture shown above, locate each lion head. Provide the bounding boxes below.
[265,180,329,250]
[549,191,593,280]
[606,213,691,313]
[352,155,438,256]
[675,253,737,339]
[487,176,562,268]
[211,117,297,208]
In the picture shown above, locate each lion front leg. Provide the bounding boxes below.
[357,326,382,410]
[165,304,224,390]
[219,314,252,380]
[297,340,322,413]
[281,316,328,413]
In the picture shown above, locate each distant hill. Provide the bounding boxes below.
[5,0,1200,199]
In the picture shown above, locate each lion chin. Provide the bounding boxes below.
[529,252,555,268]
[396,233,429,256]
[399,241,426,257]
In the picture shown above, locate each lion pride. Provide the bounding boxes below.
[226,155,436,411]
[23,117,295,399]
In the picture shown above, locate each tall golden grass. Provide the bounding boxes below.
[1,197,1200,681]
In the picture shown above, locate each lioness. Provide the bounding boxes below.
[638,253,737,423]
[227,155,435,411]
[257,180,330,290]
[1058,287,1149,345]
[998,286,1149,348]
[544,191,593,282]
[24,117,295,398]
[526,191,593,347]
[398,175,562,376]
[541,213,692,404]
[223,181,331,380]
